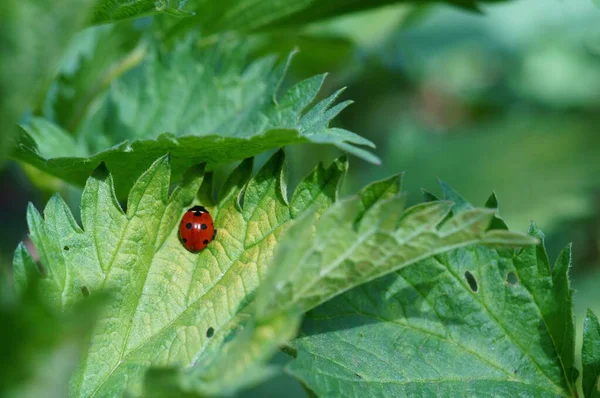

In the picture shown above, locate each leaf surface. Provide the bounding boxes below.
[0,0,95,161]
[91,0,508,28]
[154,176,539,396]
[13,43,376,197]
[14,151,346,397]
[287,189,577,398]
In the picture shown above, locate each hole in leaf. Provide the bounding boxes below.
[63,246,70,251]
[464,271,478,292]
[506,272,518,285]
[206,327,215,338]
[81,286,90,297]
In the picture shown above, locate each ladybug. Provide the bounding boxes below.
[179,205,216,253]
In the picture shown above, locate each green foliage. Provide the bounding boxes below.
[4,1,594,397]
[91,0,193,24]
[287,188,578,397]
[14,151,346,396]
[583,310,600,397]
[13,43,377,198]
[0,276,102,398]
[386,114,600,232]
[153,174,535,396]
[255,177,538,318]
[14,152,538,396]
[46,24,144,133]
[0,0,95,162]
[91,0,508,30]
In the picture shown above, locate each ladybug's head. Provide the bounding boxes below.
[189,205,208,215]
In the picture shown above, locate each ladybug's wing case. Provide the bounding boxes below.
[179,210,215,253]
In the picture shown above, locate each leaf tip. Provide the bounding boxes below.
[527,221,545,241]
[422,188,440,203]
[484,191,500,209]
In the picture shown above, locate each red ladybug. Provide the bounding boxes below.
[179,206,216,253]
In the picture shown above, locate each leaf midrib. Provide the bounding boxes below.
[84,170,165,397]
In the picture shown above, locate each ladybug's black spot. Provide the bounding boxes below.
[182,238,187,243]
[194,211,202,216]
[186,222,192,230]
[189,205,208,214]
[201,224,207,230]
[203,239,209,245]
[206,327,215,338]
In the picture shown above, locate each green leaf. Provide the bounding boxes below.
[583,310,600,397]
[255,180,538,319]
[13,43,377,198]
[46,24,145,133]
[287,197,576,397]
[143,311,302,397]
[91,0,193,24]
[0,0,95,161]
[484,192,509,231]
[14,151,346,397]
[155,0,508,37]
[0,276,103,398]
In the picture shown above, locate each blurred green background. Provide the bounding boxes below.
[1,0,599,395]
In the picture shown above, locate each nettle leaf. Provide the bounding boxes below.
[46,24,145,133]
[256,178,538,318]
[14,151,347,397]
[0,277,103,398]
[143,311,302,397]
[287,188,577,397]
[583,310,600,397]
[13,42,376,198]
[91,0,193,24]
[95,0,508,32]
[0,0,95,161]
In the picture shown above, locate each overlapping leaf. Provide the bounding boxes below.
[287,187,577,397]
[13,42,376,197]
[256,178,538,318]
[13,151,346,397]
